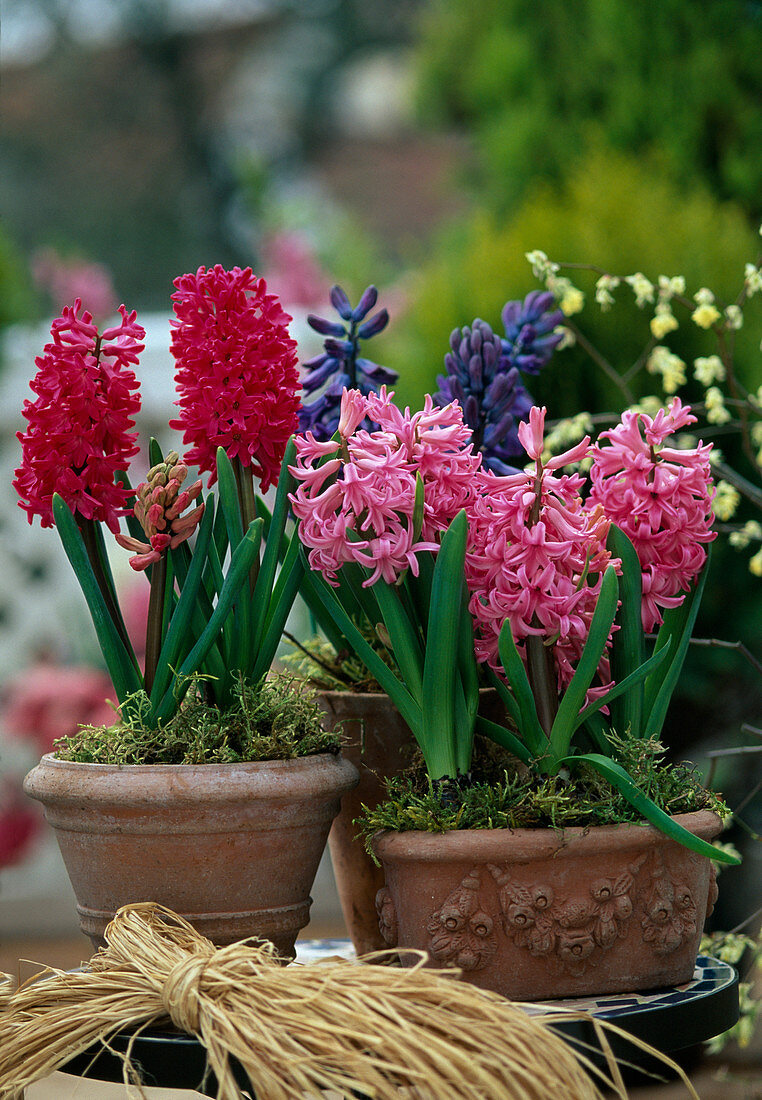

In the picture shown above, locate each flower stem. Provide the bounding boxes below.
[525,633,558,738]
[143,551,168,696]
[232,457,259,592]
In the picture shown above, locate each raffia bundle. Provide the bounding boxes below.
[0,902,698,1100]
[0,975,13,1016]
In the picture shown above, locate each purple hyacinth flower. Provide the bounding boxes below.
[435,293,564,473]
[501,290,564,376]
[299,285,396,440]
[435,318,526,471]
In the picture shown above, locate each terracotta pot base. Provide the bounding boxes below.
[75,900,312,951]
[24,752,358,954]
[373,811,722,1000]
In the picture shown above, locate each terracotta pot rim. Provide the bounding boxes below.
[372,809,722,860]
[23,751,359,821]
[33,750,345,773]
[24,752,359,809]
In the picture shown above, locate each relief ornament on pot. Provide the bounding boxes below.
[376,885,398,947]
[641,852,709,956]
[425,869,498,971]
[487,856,646,974]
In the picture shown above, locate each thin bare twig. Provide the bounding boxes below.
[710,459,762,510]
[686,636,762,677]
[562,321,637,405]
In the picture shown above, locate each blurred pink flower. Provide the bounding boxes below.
[0,783,41,868]
[588,398,715,631]
[260,232,328,308]
[1,662,115,756]
[31,249,118,320]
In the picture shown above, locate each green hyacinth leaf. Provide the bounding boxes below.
[606,524,645,737]
[372,580,424,706]
[643,549,711,739]
[52,495,143,706]
[568,753,739,865]
[422,511,469,779]
[306,562,422,736]
[484,666,521,727]
[548,566,619,769]
[252,437,297,655]
[153,520,262,724]
[572,638,672,734]
[250,527,304,684]
[474,715,533,766]
[497,619,546,760]
[149,497,216,709]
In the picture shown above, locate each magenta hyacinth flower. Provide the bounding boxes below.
[588,398,716,632]
[169,265,300,491]
[14,300,143,531]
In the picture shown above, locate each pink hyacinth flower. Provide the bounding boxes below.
[466,406,616,699]
[588,397,715,631]
[290,387,480,586]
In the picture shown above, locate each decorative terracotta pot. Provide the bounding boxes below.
[373,810,722,1000]
[316,688,508,956]
[317,691,413,955]
[23,752,358,954]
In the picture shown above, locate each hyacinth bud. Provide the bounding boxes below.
[468,354,483,388]
[329,285,353,320]
[324,337,355,358]
[116,451,204,571]
[463,394,480,430]
[357,308,389,339]
[307,314,346,338]
[353,285,378,321]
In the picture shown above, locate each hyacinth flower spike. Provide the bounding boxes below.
[15,300,145,702]
[435,292,564,470]
[291,386,482,780]
[299,285,397,439]
[467,406,731,863]
[169,265,307,712]
[115,450,205,694]
[14,273,301,730]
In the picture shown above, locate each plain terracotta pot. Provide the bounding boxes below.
[372,810,722,1000]
[317,691,414,954]
[317,688,508,955]
[23,752,358,954]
